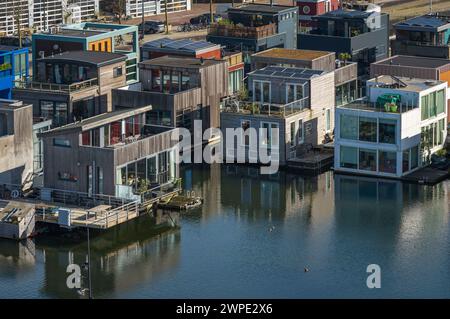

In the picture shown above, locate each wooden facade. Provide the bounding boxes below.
[40,108,180,196]
[113,57,228,133]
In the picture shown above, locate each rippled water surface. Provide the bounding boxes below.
[1,165,449,298]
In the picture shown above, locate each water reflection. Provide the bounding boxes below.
[0,166,449,298]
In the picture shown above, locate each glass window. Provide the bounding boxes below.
[359,117,377,142]
[298,119,303,143]
[92,128,100,147]
[410,146,419,169]
[87,165,93,195]
[340,146,357,169]
[287,84,295,103]
[421,95,428,120]
[262,82,270,104]
[359,149,376,171]
[340,114,358,140]
[379,151,397,174]
[151,69,161,91]
[54,102,68,127]
[97,167,104,194]
[113,66,123,78]
[127,162,136,189]
[40,101,54,121]
[163,71,171,93]
[181,72,190,91]
[82,131,91,146]
[53,138,71,147]
[241,120,250,146]
[254,81,262,102]
[402,150,410,173]
[260,122,279,149]
[379,119,396,144]
[290,121,296,147]
[436,89,445,115]
[147,156,157,184]
[137,159,147,192]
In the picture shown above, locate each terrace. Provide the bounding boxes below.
[222,95,309,118]
[13,77,98,93]
[208,23,276,39]
[339,98,418,114]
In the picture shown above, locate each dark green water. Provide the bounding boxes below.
[1,165,449,298]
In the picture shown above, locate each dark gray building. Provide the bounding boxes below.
[206,4,298,70]
[392,14,450,59]
[298,9,389,80]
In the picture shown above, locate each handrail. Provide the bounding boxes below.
[13,77,99,93]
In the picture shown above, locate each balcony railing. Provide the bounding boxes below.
[222,96,309,117]
[14,77,99,93]
[340,99,418,113]
[208,23,276,39]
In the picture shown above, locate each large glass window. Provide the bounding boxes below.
[298,119,303,143]
[241,120,251,146]
[359,149,376,171]
[290,121,296,147]
[40,101,54,121]
[410,146,419,169]
[402,150,410,173]
[261,122,279,149]
[127,162,136,189]
[340,146,357,169]
[436,89,445,115]
[151,69,161,91]
[359,117,377,142]
[54,102,68,127]
[379,151,396,174]
[147,156,157,184]
[340,114,358,140]
[379,119,396,144]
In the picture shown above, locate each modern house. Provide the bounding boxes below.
[113,56,228,136]
[13,51,127,128]
[392,14,450,59]
[0,46,29,99]
[298,9,389,80]
[0,99,33,186]
[334,76,447,178]
[32,22,139,83]
[221,65,335,166]
[39,106,180,200]
[250,48,358,106]
[142,38,244,96]
[206,4,298,70]
[371,55,450,123]
[296,0,340,33]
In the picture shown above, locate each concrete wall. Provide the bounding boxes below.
[0,103,33,185]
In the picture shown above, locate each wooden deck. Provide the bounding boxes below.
[35,201,140,230]
[287,149,334,171]
[402,167,449,185]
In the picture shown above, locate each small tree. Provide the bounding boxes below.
[338,52,352,65]
[112,0,126,24]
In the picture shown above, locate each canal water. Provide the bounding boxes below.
[0,164,449,298]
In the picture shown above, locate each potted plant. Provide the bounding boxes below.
[338,52,352,66]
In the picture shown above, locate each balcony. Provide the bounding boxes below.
[392,40,450,59]
[208,23,276,39]
[222,96,309,117]
[339,99,418,114]
[13,77,99,93]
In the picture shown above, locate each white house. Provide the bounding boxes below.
[334,75,447,178]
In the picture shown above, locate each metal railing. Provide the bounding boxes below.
[340,100,418,113]
[13,77,99,93]
[222,96,309,117]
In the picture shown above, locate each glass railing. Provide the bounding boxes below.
[340,99,418,113]
[222,96,309,117]
[14,77,99,93]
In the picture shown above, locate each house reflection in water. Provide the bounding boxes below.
[35,215,181,298]
[184,164,335,222]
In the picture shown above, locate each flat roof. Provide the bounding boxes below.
[319,9,382,19]
[249,65,325,80]
[252,48,333,61]
[41,106,153,136]
[394,14,450,32]
[37,51,127,67]
[143,37,220,54]
[228,4,297,14]
[140,55,223,69]
[373,55,450,69]
[368,75,445,93]
[50,29,104,38]
[0,99,29,111]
